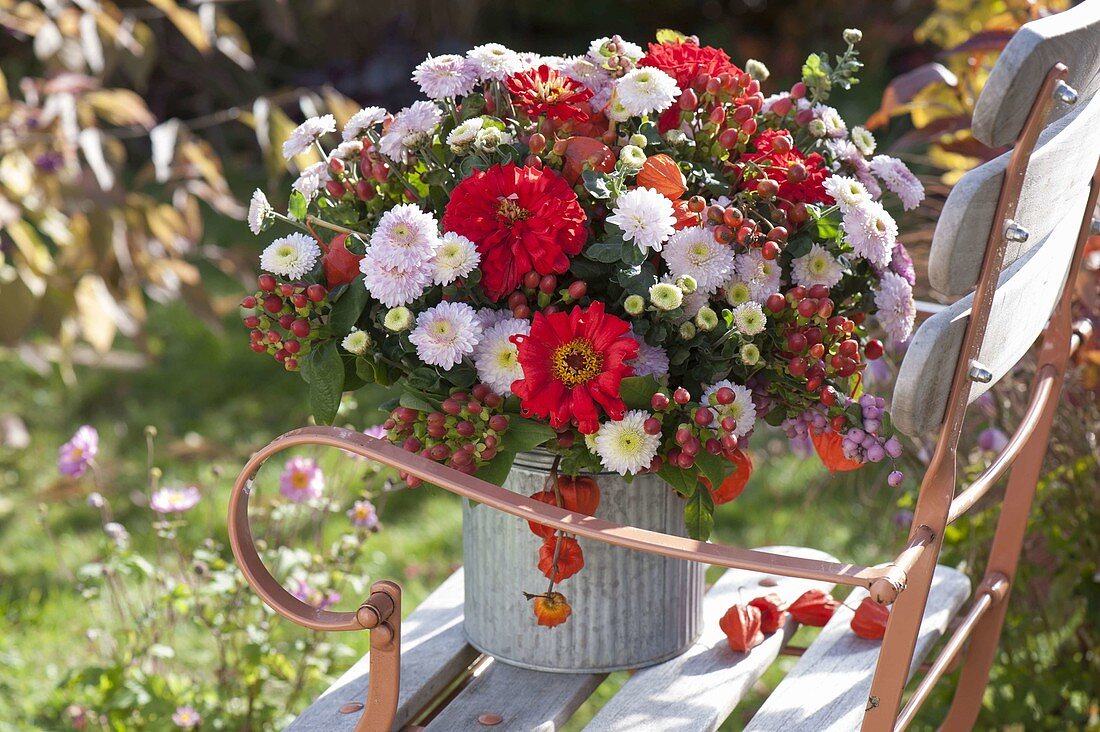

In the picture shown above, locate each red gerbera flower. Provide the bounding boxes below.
[740,129,830,208]
[442,163,588,301]
[505,65,593,123]
[510,302,638,434]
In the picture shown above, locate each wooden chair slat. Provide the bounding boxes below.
[894,206,1082,436]
[744,566,971,732]
[582,546,839,732]
[972,0,1100,148]
[288,569,477,731]
[928,92,1100,297]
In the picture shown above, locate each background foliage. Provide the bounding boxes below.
[1,0,1097,730]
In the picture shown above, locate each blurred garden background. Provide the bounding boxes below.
[0,0,1097,729]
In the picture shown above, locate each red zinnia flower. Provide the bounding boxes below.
[505,65,593,123]
[740,129,830,208]
[442,163,588,301]
[510,302,638,434]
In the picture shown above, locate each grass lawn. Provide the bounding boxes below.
[0,300,910,731]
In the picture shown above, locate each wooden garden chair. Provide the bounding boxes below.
[226,4,1100,729]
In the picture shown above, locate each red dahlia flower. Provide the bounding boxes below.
[510,302,638,434]
[639,39,744,132]
[741,129,830,208]
[442,163,587,301]
[506,65,593,123]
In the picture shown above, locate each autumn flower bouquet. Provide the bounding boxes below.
[242,30,922,628]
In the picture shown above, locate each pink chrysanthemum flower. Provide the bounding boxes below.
[279,457,324,503]
[59,425,98,478]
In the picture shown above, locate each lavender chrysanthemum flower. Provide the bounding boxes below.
[282,115,335,160]
[888,242,917,286]
[347,499,379,529]
[843,200,897,267]
[343,106,387,142]
[150,486,201,514]
[59,425,98,477]
[626,330,671,379]
[279,457,324,503]
[874,271,916,343]
[870,155,925,211]
[408,301,482,370]
[413,54,478,99]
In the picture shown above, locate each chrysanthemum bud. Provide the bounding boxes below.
[619,144,647,171]
[624,294,646,315]
[807,119,827,138]
[664,129,687,146]
[648,283,683,311]
[843,28,863,45]
[745,59,770,81]
[695,306,718,332]
[726,281,751,306]
[675,275,698,294]
[383,306,414,332]
[740,343,761,366]
[679,322,697,339]
[629,133,648,148]
[474,127,506,153]
[341,327,372,355]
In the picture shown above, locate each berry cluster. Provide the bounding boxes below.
[241,274,329,371]
[384,384,511,485]
[656,387,744,471]
[505,273,589,320]
[696,199,789,259]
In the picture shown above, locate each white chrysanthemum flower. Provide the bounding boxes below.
[412,54,478,99]
[369,203,440,268]
[378,101,442,162]
[467,43,522,81]
[247,189,273,235]
[473,318,529,395]
[874,271,916,343]
[615,67,680,117]
[626,330,670,378]
[607,187,676,252]
[343,107,387,141]
[408,301,482,370]
[282,115,335,160]
[649,282,683,311]
[432,231,480,285]
[331,140,363,161]
[341,327,371,355]
[584,430,600,454]
[869,155,924,211]
[292,161,331,200]
[813,104,847,139]
[791,243,845,288]
[587,36,645,63]
[360,252,432,307]
[736,249,782,303]
[662,227,737,294]
[702,380,757,437]
[732,301,767,336]
[446,117,484,153]
[843,201,897,267]
[850,126,876,156]
[561,56,614,109]
[594,410,661,475]
[260,233,321,279]
[822,175,871,213]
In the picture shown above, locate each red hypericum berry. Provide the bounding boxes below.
[788,357,808,377]
[732,104,754,123]
[837,362,858,377]
[838,339,859,357]
[720,433,739,451]
[328,157,345,175]
[484,393,503,409]
[279,283,294,297]
[851,597,891,640]
[557,431,575,448]
[472,383,491,401]
[241,295,258,309]
[307,284,327,302]
[713,225,734,245]
[249,329,264,342]
[489,414,509,432]
[284,357,298,371]
[788,589,839,627]
[249,342,265,353]
[527,132,547,155]
[291,293,308,308]
[243,315,260,328]
[865,339,884,360]
[567,280,588,300]
[441,398,462,415]
[749,594,788,634]
[643,417,663,435]
[705,438,721,455]
[788,202,810,226]
[523,271,541,290]
[820,386,837,406]
[757,178,778,199]
[787,332,808,353]
[258,274,277,292]
[687,195,706,213]
[539,274,557,294]
[809,342,826,360]
[675,427,693,446]
[817,298,835,319]
[290,319,310,338]
[673,387,691,405]
[720,603,764,653]
[718,128,739,150]
[266,329,280,343]
[513,305,531,319]
[693,407,714,426]
[806,375,823,392]
[790,285,807,301]
[355,180,376,201]
[766,293,786,313]
[284,339,301,354]
[678,87,699,110]
[708,106,727,126]
[831,415,847,433]
[276,314,293,330]
[790,81,807,99]
[676,451,695,469]
[719,415,737,433]
[805,326,823,345]
[263,295,283,314]
[274,348,288,363]
[807,284,830,300]
[797,298,819,318]
[651,392,670,411]
[741,117,758,135]
[507,291,527,310]
[760,240,779,261]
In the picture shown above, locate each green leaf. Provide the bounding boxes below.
[638,120,662,147]
[684,488,715,540]
[328,275,369,334]
[398,392,435,412]
[288,191,307,221]
[302,341,344,425]
[585,237,627,263]
[407,366,441,392]
[620,375,660,409]
[461,93,486,120]
[658,465,699,497]
[694,449,732,491]
[582,169,612,199]
[355,356,376,384]
[503,417,556,454]
[476,450,516,486]
[785,231,813,258]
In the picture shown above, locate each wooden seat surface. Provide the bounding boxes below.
[289,548,970,731]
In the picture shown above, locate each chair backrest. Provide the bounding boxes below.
[892,3,1100,437]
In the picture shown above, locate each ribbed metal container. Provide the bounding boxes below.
[462,451,704,673]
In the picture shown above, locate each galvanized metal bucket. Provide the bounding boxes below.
[462,451,705,673]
